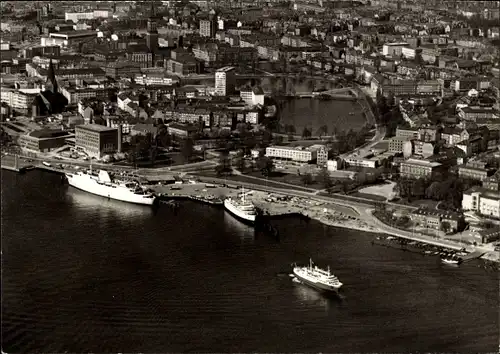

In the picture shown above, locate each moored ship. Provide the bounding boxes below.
[441,255,462,265]
[293,259,343,293]
[224,187,257,224]
[65,169,156,205]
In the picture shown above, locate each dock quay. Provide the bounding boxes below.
[460,250,486,262]
[1,164,22,172]
[158,193,223,206]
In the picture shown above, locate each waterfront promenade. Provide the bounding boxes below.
[2,153,497,262]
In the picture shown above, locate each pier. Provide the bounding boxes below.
[460,250,486,262]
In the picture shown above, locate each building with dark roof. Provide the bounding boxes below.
[31,60,68,116]
[19,128,73,152]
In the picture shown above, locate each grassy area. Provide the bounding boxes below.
[393,198,440,209]
[349,192,387,201]
[243,170,325,190]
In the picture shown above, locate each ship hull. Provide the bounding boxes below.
[293,269,341,293]
[66,173,156,206]
[224,199,256,225]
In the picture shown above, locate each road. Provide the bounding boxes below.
[2,153,495,256]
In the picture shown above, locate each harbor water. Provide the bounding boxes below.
[2,170,498,353]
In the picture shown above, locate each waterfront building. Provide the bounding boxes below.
[399,158,443,178]
[215,66,236,96]
[462,186,500,219]
[19,129,74,153]
[410,208,464,232]
[75,124,118,159]
[239,86,265,106]
[476,227,500,244]
[265,145,317,163]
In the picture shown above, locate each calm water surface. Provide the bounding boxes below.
[1,170,498,353]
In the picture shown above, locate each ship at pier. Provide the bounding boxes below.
[224,187,257,224]
[293,259,343,293]
[65,169,156,205]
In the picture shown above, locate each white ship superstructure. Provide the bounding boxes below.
[293,259,343,292]
[66,170,156,205]
[224,187,257,224]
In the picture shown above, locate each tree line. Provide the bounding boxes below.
[394,176,481,210]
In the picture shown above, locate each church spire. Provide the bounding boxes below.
[46,59,58,93]
[150,1,155,19]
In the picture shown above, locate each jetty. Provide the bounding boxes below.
[460,250,486,262]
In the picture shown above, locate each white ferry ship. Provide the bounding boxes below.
[65,169,156,205]
[224,187,257,224]
[293,259,343,293]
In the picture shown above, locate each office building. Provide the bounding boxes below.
[75,124,118,159]
[400,158,443,178]
[215,66,235,96]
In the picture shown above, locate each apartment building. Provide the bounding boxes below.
[239,86,265,106]
[0,87,41,112]
[215,66,236,96]
[389,136,411,153]
[59,86,110,105]
[458,161,495,181]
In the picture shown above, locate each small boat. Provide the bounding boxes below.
[441,256,462,265]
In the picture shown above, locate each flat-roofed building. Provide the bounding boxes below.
[165,56,201,76]
[389,136,411,153]
[75,124,118,159]
[400,158,443,178]
[239,86,265,106]
[396,127,419,140]
[462,186,500,218]
[382,42,409,57]
[215,66,235,96]
[19,129,74,153]
[0,87,41,112]
[265,145,317,163]
[44,30,97,47]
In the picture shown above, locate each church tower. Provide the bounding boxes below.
[146,2,159,66]
[45,59,58,94]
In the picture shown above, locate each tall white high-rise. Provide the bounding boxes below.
[215,66,236,96]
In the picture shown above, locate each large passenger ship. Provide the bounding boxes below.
[293,259,343,293]
[65,169,156,205]
[224,187,257,224]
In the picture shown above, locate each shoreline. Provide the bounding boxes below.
[154,185,499,264]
